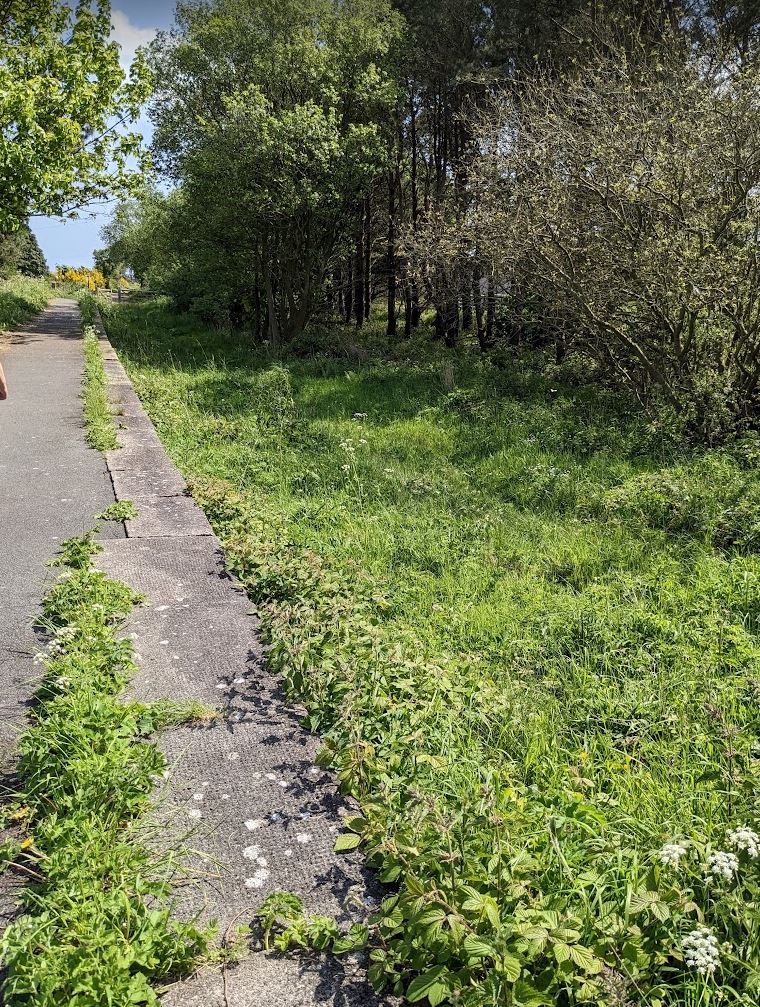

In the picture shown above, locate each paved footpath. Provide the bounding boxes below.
[90,311,390,1006]
[0,299,123,927]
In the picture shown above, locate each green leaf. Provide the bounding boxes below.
[334,832,361,852]
[498,950,522,983]
[553,941,571,963]
[513,978,552,1006]
[463,934,496,960]
[567,944,602,974]
[406,965,451,1004]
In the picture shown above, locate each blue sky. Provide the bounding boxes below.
[30,2,177,270]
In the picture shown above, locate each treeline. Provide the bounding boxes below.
[100,0,760,439]
[0,222,47,279]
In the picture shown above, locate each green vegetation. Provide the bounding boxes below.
[0,276,50,334]
[103,298,760,1006]
[82,324,117,452]
[0,223,47,279]
[97,500,139,522]
[0,1,149,231]
[0,531,209,1005]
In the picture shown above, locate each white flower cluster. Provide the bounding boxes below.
[708,850,739,881]
[727,825,760,859]
[658,841,688,867]
[682,928,720,975]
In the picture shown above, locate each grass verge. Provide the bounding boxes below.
[0,532,210,1005]
[82,324,118,451]
[101,299,760,1006]
[0,276,50,336]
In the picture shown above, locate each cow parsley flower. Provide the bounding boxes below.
[658,841,688,867]
[682,928,720,975]
[708,850,738,881]
[727,826,759,859]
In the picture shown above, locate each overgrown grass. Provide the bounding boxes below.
[82,324,118,451]
[102,299,760,1006]
[0,532,210,1005]
[0,275,50,334]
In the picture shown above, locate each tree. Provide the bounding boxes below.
[0,1,151,231]
[455,22,760,438]
[147,0,404,342]
[0,222,47,278]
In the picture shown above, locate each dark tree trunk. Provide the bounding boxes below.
[254,283,262,340]
[386,170,397,337]
[403,287,412,336]
[363,195,371,319]
[461,290,472,331]
[444,299,459,348]
[485,275,496,347]
[344,258,353,324]
[472,271,485,351]
[334,269,343,319]
[354,224,365,328]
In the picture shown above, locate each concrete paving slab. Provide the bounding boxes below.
[117,411,162,435]
[161,952,390,1007]
[98,536,248,608]
[116,425,170,454]
[106,445,184,474]
[120,602,258,705]
[108,384,146,415]
[111,466,188,499]
[125,496,213,538]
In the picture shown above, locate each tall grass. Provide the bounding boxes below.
[102,300,760,1006]
[0,276,50,334]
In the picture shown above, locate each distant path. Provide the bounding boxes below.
[0,298,121,925]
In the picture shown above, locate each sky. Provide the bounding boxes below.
[30,2,177,270]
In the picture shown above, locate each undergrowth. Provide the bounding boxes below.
[0,532,210,1005]
[102,300,760,1006]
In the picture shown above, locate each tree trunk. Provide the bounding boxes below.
[485,274,496,347]
[363,195,371,319]
[473,271,485,351]
[461,290,472,331]
[386,170,397,337]
[444,299,459,348]
[264,271,280,349]
[354,226,365,328]
[344,257,353,324]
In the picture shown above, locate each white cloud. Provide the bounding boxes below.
[110,10,157,70]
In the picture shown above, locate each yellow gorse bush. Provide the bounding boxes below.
[53,267,107,290]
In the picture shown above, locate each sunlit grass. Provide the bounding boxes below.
[102,299,760,1003]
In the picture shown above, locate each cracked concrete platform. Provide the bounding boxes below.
[94,313,391,1006]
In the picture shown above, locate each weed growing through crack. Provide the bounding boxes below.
[0,534,211,1006]
[97,500,139,522]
